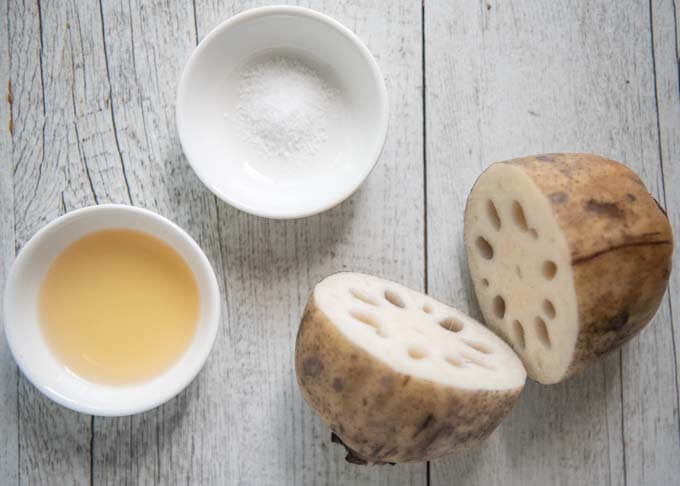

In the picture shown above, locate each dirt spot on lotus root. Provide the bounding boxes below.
[605,309,630,332]
[333,377,344,392]
[585,199,624,218]
[302,357,324,377]
[548,191,568,204]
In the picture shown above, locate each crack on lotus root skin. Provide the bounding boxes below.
[571,240,672,265]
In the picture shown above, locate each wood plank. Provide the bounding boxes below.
[91,1,231,484]
[651,0,680,382]
[9,0,132,483]
[10,0,90,482]
[425,0,678,483]
[604,2,680,484]
[193,1,426,484]
[1,2,18,484]
[8,0,425,483]
[649,0,680,483]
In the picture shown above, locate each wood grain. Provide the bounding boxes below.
[651,3,680,476]
[91,1,231,484]
[425,1,679,484]
[9,0,101,483]
[3,0,679,484]
[194,1,425,484]
[1,1,18,484]
[10,0,142,482]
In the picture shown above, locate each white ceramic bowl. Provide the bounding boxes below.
[3,205,220,416]
[176,6,388,219]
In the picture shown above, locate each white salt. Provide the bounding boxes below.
[231,56,338,163]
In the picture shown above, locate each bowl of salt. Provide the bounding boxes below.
[177,6,389,219]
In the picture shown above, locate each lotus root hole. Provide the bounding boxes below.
[476,236,494,259]
[542,261,557,280]
[493,295,506,319]
[349,288,378,306]
[384,289,406,308]
[439,317,464,332]
[529,228,538,239]
[408,347,427,360]
[481,278,490,287]
[512,200,529,232]
[543,299,556,319]
[535,317,551,347]
[350,311,379,330]
[465,341,492,354]
[513,320,526,349]
[486,199,501,230]
[422,303,433,314]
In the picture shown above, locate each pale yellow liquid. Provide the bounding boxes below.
[39,229,199,385]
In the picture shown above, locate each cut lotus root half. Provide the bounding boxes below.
[295,272,526,464]
[464,153,673,384]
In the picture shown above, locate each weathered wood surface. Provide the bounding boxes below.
[91,0,425,485]
[5,0,423,484]
[425,1,680,485]
[651,7,680,479]
[1,0,678,485]
[1,3,18,485]
[193,2,424,484]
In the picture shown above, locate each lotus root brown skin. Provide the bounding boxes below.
[472,153,673,381]
[295,297,523,464]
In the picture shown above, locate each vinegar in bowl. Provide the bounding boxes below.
[39,229,199,385]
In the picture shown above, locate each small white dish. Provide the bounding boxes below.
[3,205,220,416]
[176,6,388,219]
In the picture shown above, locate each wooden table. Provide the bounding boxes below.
[1,1,678,484]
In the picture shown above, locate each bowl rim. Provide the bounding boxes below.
[176,5,389,219]
[3,204,221,416]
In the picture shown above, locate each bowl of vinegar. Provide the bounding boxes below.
[3,205,220,416]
